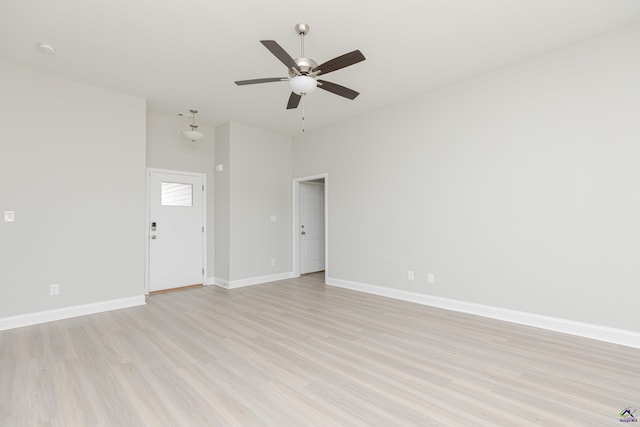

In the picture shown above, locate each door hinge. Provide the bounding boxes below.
[202,185,204,191]
[202,226,204,232]
[202,268,204,274]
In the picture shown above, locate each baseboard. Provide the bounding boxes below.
[212,277,229,288]
[204,277,216,286]
[326,277,640,349]
[0,295,146,331]
[213,272,294,289]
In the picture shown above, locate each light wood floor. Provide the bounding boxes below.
[1,273,639,426]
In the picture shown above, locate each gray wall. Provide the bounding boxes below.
[146,111,216,276]
[292,23,640,331]
[229,122,292,280]
[0,61,147,317]
[214,122,292,282]
[214,123,230,281]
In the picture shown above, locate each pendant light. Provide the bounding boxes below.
[181,109,204,142]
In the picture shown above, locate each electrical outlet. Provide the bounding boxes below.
[427,273,435,284]
[407,270,414,281]
[50,284,60,295]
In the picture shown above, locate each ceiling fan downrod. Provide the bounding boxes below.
[295,23,310,58]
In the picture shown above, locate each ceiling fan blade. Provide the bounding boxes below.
[287,92,302,109]
[317,80,360,100]
[312,50,365,76]
[261,40,300,72]
[235,77,288,86]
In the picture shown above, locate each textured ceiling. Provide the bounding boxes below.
[2,0,640,135]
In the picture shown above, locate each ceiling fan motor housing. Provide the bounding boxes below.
[288,57,318,77]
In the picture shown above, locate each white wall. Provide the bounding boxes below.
[214,122,292,283]
[0,61,147,318]
[146,111,215,276]
[292,23,640,332]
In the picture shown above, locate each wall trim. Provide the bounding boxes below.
[214,272,294,289]
[0,295,146,331]
[326,276,640,349]
[212,277,229,288]
[204,277,216,286]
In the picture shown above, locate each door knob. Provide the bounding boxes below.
[151,235,157,239]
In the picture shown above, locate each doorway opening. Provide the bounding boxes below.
[292,174,328,278]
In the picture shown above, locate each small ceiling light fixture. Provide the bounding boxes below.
[180,109,204,142]
[38,43,56,54]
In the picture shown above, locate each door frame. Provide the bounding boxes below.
[145,168,207,294]
[292,173,328,278]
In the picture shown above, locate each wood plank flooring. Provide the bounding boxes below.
[1,272,639,426]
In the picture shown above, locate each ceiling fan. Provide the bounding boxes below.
[234,23,366,110]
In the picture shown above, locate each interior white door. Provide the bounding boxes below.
[149,171,204,292]
[299,182,325,274]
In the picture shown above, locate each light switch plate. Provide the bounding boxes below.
[4,211,15,222]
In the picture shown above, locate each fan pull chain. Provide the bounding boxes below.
[300,26,306,133]
[302,97,305,133]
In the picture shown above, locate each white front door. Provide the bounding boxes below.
[299,182,325,274]
[149,171,204,292]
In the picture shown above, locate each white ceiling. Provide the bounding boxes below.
[2,1,640,136]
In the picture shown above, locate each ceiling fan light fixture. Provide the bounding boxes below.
[289,75,317,95]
